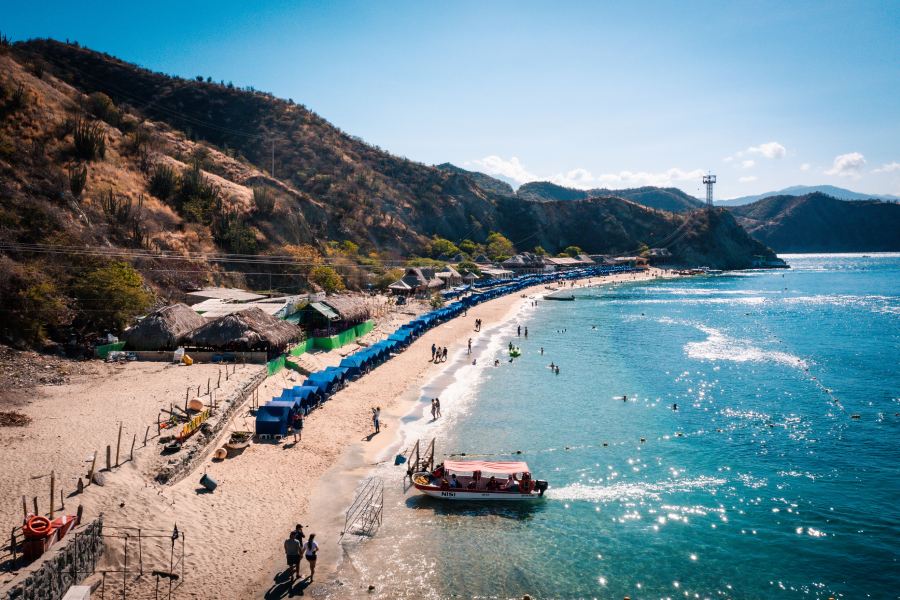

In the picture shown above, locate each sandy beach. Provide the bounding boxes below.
[0,268,672,598]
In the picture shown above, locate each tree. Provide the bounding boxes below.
[458,239,478,255]
[563,245,584,258]
[372,267,404,290]
[457,260,481,277]
[309,265,345,294]
[284,244,322,277]
[429,236,459,258]
[533,245,547,256]
[638,243,651,258]
[486,232,515,261]
[72,261,152,333]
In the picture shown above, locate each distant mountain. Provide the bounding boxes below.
[516,181,704,212]
[729,193,900,252]
[718,185,900,207]
[435,163,514,196]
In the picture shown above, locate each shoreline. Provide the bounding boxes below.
[259,268,676,597]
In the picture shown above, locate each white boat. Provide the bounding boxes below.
[412,460,548,501]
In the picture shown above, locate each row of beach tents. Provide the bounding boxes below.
[255,265,640,437]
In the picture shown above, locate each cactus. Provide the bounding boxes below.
[72,118,105,161]
[68,164,87,199]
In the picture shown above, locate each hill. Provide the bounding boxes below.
[516,181,704,212]
[435,163,515,196]
[729,193,900,252]
[718,185,900,207]
[0,38,777,347]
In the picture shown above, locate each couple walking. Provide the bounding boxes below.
[371,406,381,434]
[430,397,442,420]
[284,524,318,584]
[474,318,482,332]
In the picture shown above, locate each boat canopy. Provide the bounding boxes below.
[443,460,530,474]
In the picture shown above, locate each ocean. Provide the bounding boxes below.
[339,254,900,600]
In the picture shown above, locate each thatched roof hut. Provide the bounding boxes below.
[123,303,206,350]
[321,295,371,323]
[189,307,302,354]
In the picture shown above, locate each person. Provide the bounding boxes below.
[508,341,514,351]
[494,359,500,367]
[550,361,555,370]
[517,325,521,337]
[434,397,441,418]
[284,532,302,582]
[540,347,544,355]
[303,534,319,581]
[524,327,528,339]
[292,411,304,443]
[430,398,436,420]
[486,475,498,490]
[293,524,306,547]
[467,479,477,490]
[372,406,381,433]
[442,347,448,362]
[472,358,477,366]
[431,343,436,362]
[467,338,472,355]
[555,365,560,375]
[673,403,678,411]
[450,474,461,488]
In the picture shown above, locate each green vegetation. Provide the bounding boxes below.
[533,245,547,256]
[0,258,72,345]
[563,245,584,258]
[309,265,345,294]
[486,231,515,261]
[87,91,120,126]
[72,118,106,161]
[252,185,276,216]
[72,261,152,333]
[429,235,459,258]
[175,161,221,223]
[458,239,478,255]
[214,213,257,254]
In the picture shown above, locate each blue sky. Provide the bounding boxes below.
[6,1,899,199]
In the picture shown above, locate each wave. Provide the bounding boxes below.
[685,323,808,368]
[610,297,768,306]
[783,294,899,315]
[546,476,726,502]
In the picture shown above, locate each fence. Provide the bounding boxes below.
[266,319,376,376]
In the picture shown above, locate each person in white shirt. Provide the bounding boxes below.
[303,533,319,581]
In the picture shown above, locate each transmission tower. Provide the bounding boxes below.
[702,174,716,207]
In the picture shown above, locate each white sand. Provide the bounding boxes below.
[0,268,674,598]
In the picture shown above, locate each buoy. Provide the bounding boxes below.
[23,515,51,539]
[640,437,646,443]
[213,448,227,460]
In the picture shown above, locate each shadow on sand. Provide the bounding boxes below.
[264,567,311,599]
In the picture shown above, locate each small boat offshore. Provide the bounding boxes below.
[412,460,548,501]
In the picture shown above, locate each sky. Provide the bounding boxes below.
[6,0,900,199]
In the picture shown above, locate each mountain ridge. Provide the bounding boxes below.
[718,185,900,207]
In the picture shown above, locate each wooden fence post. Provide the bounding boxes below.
[115,422,123,467]
[144,425,151,447]
[105,445,111,471]
[217,369,221,388]
[49,471,55,520]
[32,497,38,516]
[88,451,97,482]
[207,378,210,396]
[60,488,65,511]
[10,529,16,565]
[22,495,27,519]
[130,434,136,461]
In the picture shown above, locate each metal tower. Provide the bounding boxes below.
[703,174,716,207]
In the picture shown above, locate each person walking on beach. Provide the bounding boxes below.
[467,338,472,355]
[372,407,381,434]
[442,347,448,362]
[517,325,521,337]
[303,534,319,581]
[435,397,441,418]
[524,326,528,339]
[431,343,436,362]
[284,532,301,582]
[292,411,304,443]
[430,398,437,420]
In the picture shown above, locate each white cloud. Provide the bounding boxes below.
[873,161,900,174]
[468,155,538,185]
[825,152,866,178]
[467,156,705,190]
[723,156,734,163]
[746,142,787,159]
[738,175,758,183]
[800,163,811,172]
[740,159,755,169]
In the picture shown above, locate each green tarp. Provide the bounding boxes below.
[266,320,375,377]
[95,341,126,358]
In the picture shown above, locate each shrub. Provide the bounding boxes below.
[87,92,119,126]
[0,257,72,345]
[72,261,152,333]
[72,118,105,161]
[486,231,515,261]
[214,214,258,254]
[100,188,142,225]
[308,265,345,294]
[429,236,459,258]
[68,164,87,199]
[429,293,444,309]
[563,245,583,258]
[252,186,276,216]
[148,163,178,201]
[176,162,220,222]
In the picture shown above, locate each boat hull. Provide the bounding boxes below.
[413,483,543,501]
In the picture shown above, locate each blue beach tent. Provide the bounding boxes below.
[255,403,291,437]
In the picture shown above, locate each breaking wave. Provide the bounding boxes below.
[685,324,808,368]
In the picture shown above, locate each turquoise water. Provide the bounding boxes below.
[346,254,900,599]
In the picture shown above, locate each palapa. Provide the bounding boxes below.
[123,303,206,350]
[188,307,302,351]
[321,295,371,322]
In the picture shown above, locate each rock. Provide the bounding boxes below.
[91,472,105,486]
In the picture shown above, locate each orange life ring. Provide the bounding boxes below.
[24,515,51,539]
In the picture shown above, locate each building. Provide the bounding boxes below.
[388,267,445,295]
[184,287,267,305]
[435,264,463,286]
[501,253,550,274]
[544,255,594,271]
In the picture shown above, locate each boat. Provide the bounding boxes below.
[225,431,252,456]
[411,460,548,501]
[544,292,575,301]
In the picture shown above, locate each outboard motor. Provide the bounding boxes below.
[534,480,549,497]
